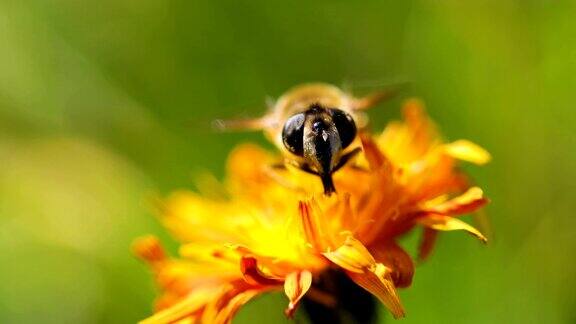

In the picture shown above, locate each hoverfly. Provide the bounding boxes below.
[215,83,396,195]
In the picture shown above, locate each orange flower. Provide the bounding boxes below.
[133,99,491,323]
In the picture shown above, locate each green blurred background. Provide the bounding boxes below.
[0,0,575,323]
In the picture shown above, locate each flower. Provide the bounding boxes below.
[133,99,491,323]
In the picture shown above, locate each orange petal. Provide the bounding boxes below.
[299,201,320,250]
[179,243,240,264]
[323,236,375,273]
[326,237,405,318]
[403,98,438,147]
[417,228,439,262]
[444,140,491,165]
[299,200,333,252]
[370,242,414,288]
[403,98,426,123]
[423,187,488,216]
[283,270,313,318]
[132,235,166,267]
[140,287,221,324]
[213,289,261,324]
[240,256,283,286]
[347,263,405,319]
[417,214,487,243]
[360,134,389,169]
[196,279,269,324]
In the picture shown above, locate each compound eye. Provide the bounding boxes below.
[330,109,357,149]
[282,113,305,156]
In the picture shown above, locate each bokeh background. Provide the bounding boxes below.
[0,0,575,323]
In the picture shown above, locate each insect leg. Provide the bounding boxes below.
[333,147,362,172]
[285,159,319,175]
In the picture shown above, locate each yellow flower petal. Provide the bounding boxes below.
[324,237,406,318]
[417,214,487,243]
[140,287,220,324]
[444,139,491,165]
[347,263,405,319]
[283,270,313,318]
[212,289,261,324]
[323,236,375,273]
[370,242,415,288]
[422,187,488,216]
[298,201,323,251]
